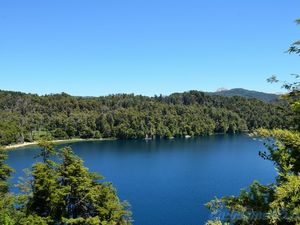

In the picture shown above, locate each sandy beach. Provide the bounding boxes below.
[2,138,115,150]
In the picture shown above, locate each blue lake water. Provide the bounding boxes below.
[6,134,276,225]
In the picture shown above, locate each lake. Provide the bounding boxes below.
[6,134,276,225]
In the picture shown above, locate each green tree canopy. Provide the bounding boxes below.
[22,144,132,225]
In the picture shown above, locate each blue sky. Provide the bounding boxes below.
[0,0,299,96]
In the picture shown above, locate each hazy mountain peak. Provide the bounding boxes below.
[211,88,279,102]
[216,87,228,92]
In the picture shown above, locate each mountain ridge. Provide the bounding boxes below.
[209,88,279,102]
[0,88,279,102]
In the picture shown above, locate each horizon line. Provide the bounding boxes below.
[0,88,282,98]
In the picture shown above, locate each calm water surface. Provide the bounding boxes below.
[7,134,276,225]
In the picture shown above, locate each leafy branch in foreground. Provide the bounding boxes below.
[287,19,300,55]
[206,19,300,225]
[206,84,300,225]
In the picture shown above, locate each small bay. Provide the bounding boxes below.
[6,134,275,225]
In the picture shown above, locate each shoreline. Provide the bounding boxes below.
[2,138,117,150]
[2,132,250,151]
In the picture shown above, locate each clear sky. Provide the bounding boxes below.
[0,0,299,96]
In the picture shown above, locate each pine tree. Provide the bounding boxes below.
[23,143,132,225]
[59,147,131,225]
[0,150,17,225]
[0,151,13,194]
[24,140,59,223]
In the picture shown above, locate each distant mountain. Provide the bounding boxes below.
[210,88,279,102]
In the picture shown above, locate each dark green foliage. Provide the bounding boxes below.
[0,89,288,146]
[26,161,59,220]
[206,182,276,225]
[0,151,13,194]
[51,128,68,140]
[0,141,131,224]
[0,120,20,146]
[0,150,21,225]
[23,145,132,225]
[36,140,56,163]
[58,147,131,224]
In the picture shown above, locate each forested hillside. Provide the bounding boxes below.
[0,90,289,146]
[210,88,279,102]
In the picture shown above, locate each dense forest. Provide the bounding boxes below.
[0,90,289,146]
